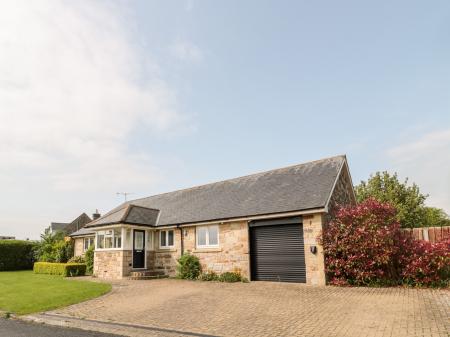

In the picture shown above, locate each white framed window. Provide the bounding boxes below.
[196,225,219,248]
[159,230,174,248]
[83,237,94,252]
[96,229,122,249]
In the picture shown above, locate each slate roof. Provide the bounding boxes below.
[86,204,159,228]
[70,227,95,237]
[86,155,347,229]
[65,213,92,234]
[50,222,70,231]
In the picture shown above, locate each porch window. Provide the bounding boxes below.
[160,230,174,248]
[96,229,122,249]
[196,225,219,248]
[83,237,94,252]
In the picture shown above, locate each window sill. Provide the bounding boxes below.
[156,248,177,253]
[193,247,222,253]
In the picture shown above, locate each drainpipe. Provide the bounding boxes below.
[179,226,184,255]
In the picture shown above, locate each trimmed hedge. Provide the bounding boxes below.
[33,262,86,277]
[0,240,38,271]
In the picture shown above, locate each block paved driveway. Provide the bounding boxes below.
[35,279,449,337]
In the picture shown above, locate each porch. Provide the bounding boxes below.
[92,225,176,279]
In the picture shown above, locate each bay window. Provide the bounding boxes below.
[96,229,122,249]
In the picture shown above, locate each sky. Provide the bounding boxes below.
[0,0,449,240]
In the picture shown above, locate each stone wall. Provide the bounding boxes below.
[183,221,250,279]
[302,213,326,286]
[326,163,356,224]
[73,238,84,256]
[122,250,132,276]
[147,250,156,270]
[154,229,181,276]
[94,250,132,279]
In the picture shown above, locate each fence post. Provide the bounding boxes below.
[422,228,429,242]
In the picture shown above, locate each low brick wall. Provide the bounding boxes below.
[401,226,450,243]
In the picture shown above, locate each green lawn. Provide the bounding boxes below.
[0,271,111,315]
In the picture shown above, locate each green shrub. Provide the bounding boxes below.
[0,240,38,271]
[176,253,201,280]
[33,262,86,277]
[218,271,248,283]
[68,255,85,263]
[198,271,219,281]
[85,246,94,275]
[35,232,74,263]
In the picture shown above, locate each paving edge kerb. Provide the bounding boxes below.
[19,313,219,337]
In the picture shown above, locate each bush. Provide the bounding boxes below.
[85,245,94,275]
[35,232,73,263]
[0,240,38,271]
[218,271,248,283]
[322,198,450,287]
[322,199,400,286]
[398,238,450,287]
[198,271,219,281]
[176,253,201,280]
[68,255,85,263]
[33,262,86,277]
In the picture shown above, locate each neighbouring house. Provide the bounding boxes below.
[45,213,94,236]
[71,155,356,285]
[70,211,101,256]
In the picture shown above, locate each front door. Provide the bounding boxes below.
[133,230,145,269]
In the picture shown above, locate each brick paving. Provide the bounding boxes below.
[26,279,449,337]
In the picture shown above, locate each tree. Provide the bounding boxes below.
[355,171,450,228]
[35,231,73,263]
[421,207,450,227]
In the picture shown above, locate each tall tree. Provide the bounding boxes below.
[355,172,450,228]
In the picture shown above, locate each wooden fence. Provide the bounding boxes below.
[401,226,450,243]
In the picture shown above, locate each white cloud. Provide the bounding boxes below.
[387,129,450,213]
[169,40,204,63]
[0,1,188,238]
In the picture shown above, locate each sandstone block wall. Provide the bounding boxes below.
[94,250,131,279]
[154,229,181,276]
[303,213,326,285]
[183,221,250,279]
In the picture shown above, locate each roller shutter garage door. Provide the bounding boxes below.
[250,218,306,283]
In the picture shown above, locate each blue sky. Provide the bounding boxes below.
[0,1,449,239]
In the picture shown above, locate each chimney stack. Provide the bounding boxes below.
[93,209,101,220]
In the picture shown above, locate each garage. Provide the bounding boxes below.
[250,217,306,283]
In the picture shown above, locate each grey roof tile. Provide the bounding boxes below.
[70,227,95,237]
[86,155,345,228]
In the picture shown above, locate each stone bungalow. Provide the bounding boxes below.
[70,155,355,285]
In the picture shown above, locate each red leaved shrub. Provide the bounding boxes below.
[398,237,450,287]
[321,198,400,286]
[322,198,450,287]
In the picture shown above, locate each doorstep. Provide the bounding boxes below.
[128,269,169,280]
